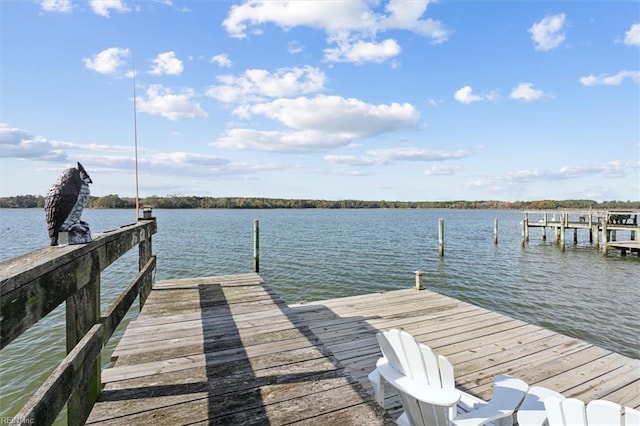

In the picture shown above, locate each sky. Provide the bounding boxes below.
[1,0,639,202]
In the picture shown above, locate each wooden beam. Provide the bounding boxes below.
[100,256,156,343]
[0,220,156,349]
[15,324,104,425]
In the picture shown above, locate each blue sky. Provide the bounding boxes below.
[1,0,639,201]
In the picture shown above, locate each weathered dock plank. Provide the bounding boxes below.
[87,273,392,425]
[290,288,640,413]
[87,273,637,424]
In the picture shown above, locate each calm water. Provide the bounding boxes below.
[1,208,639,420]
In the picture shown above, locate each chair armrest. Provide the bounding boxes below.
[452,402,511,426]
[376,360,461,407]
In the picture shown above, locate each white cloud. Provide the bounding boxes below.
[324,154,381,166]
[206,66,326,103]
[454,86,483,104]
[213,95,419,153]
[288,41,304,54]
[0,124,134,162]
[466,160,639,198]
[0,126,66,160]
[529,13,566,51]
[223,1,368,38]
[377,0,450,43]
[367,147,468,162]
[324,148,468,167]
[89,0,130,17]
[83,47,130,75]
[222,0,450,63]
[150,51,184,75]
[579,70,640,86]
[40,0,73,13]
[324,38,401,63]
[0,124,242,181]
[148,152,228,168]
[507,161,639,181]
[624,23,640,46]
[240,95,420,138]
[510,82,545,101]
[214,129,352,153]
[136,85,208,120]
[424,164,461,175]
[470,161,639,193]
[211,53,232,68]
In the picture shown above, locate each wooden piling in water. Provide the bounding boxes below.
[438,218,444,257]
[602,218,608,255]
[253,219,260,273]
[414,270,424,290]
[493,218,498,244]
[560,213,566,252]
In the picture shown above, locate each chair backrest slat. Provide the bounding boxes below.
[625,406,640,426]
[376,332,405,374]
[399,329,429,382]
[436,354,454,389]
[587,400,622,426]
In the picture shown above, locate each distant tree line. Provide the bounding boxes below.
[1,194,638,210]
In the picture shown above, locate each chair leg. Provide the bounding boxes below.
[368,369,386,407]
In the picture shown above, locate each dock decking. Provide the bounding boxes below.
[87,273,639,424]
[290,288,640,418]
[86,273,392,425]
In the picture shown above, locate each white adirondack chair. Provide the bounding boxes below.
[516,385,566,426]
[368,328,460,426]
[368,328,529,426]
[544,397,639,426]
[451,374,529,426]
[626,406,640,426]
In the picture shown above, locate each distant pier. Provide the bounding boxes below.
[522,209,640,256]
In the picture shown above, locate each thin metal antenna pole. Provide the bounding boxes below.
[133,55,140,219]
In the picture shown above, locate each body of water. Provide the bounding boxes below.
[1,208,639,419]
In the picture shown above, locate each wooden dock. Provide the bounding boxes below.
[290,287,640,418]
[86,273,392,425]
[87,273,639,424]
[521,209,640,255]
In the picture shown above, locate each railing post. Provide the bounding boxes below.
[253,219,260,273]
[139,207,154,310]
[66,251,101,426]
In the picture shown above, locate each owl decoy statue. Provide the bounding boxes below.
[45,162,93,246]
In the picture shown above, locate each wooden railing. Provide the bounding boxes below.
[0,215,157,425]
